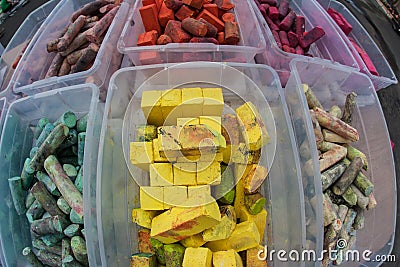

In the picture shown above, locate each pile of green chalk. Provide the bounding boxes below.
[8,111,89,267]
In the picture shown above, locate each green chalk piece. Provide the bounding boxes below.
[64,224,80,238]
[36,171,60,197]
[215,165,235,205]
[136,125,157,142]
[30,124,69,171]
[21,158,35,190]
[22,247,45,267]
[245,193,266,215]
[32,238,62,256]
[26,199,45,223]
[8,176,27,215]
[77,132,86,166]
[164,243,185,267]
[62,238,72,262]
[150,238,166,265]
[59,156,79,166]
[76,114,88,133]
[70,209,84,225]
[41,233,65,247]
[58,129,78,151]
[131,253,157,267]
[31,215,70,236]
[54,111,77,129]
[36,123,55,147]
[30,181,64,217]
[74,166,83,193]
[57,197,72,215]
[342,186,357,207]
[353,208,365,230]
[353,172,374,197]
[30,147,39,159]
[35,118,50,138]
[63,164,78,180]
[346,145,368,171]
[25,191,36,209]
[45,155,84,218]
[71,236,88,266]
[37,249,62,266]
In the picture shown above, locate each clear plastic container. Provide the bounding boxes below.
[316,0,397,90]
[0,97,6,141]
[118,0,266,66]
[97,62,305,267]
[285,57,396,267]
[252,0,359,72]
[0,84,104,267]
[0,0,59,93]
[12,0,131,101]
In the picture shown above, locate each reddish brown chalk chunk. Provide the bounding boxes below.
[165,20,192,43]
[155,0,164,11]
[204,0,212,3]
[282,45,291,53]
[203,3,218,17]
[295,45,304,55]
[295,15,305,35]
[264,15,280,31]
[139,51,162,65]
[182,18,208,37]
[279,31,289,46]
[158,2,175,27]
[142,0,156,6]
[287,31,298,47]
[299,26,325,48]
[190,37,219,44]
[100,4,117,13]
[175,5,195,21]
[268,6,279,20]
[157,34,173,45]
[139,4,161,34]
[86,6,119,43]
[260,0,277,6]
[164,0,183,11]
[199,18,218,37]
[57,15,86,52]
[214,0,235,11]
[58,58,71,76]
[70,0,108,22]
[46,53,64,78]
[261,4,270,12]
[196,9,224,32]
[183,0,203,9]
[224,21,239,45]
[279,10,296,31]
[272,30,282,48]
[278,0,289,18]
[217,32,226,44]
[137,30,159,46]
[66,49,84,65]
[290,47,295,53]
[47,39,59,53]
[222,13,235,23]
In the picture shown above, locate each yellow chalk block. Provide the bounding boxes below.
[231,143,261,165]
[163,186,188,208]
[173,163,197,186]
[202,88,224,116]
[181,87,203,117]
[130,142,154,171]
[246,246,267,267]
[152,138,170,163]
[180,233,206,248]
[141,90,163,126]
[197,161,221,185]
[132,209,159,229]
[177,117,199,127]
[150,163,174,186]
[158,126,182,158]
[187,185,211,198]
[182,247,213,267]
[176,152,223,163]
[140,187,164,210]
[239,207,267,241]
[161,89,182,125]
[212,250,243,267]
[199,116,222,134]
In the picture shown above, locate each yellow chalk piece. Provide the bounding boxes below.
[181,87,204,117]
[163,186,188,208]
[199,116,222,134]
[176,152,223,163]
[212,250,243,267]
[202,88,224,116]
[161,89,182,125]
[236,102,270,151]
[205,221,260,252]
[243,165,268,194]
[152,138,170,163]
[180,233,206,248]
[178,125,226,155]
[150,163,174,186]
[130,142,154,171]
[173,163,197,186]
[233,164,253,220]
[130,253,157,267]
[197,161,221,185]
[182,247,213,267]
[231,143,261,165]
[246,246,266,267]
[141,90,163,126]
[222,145,233,164]
[151,198,221,244]
[140,187,164,210]
[177,117,199,127]
[202,215,236,242]
[158,126,182,158]
[239,207,267,241]
[132,209,159,229]
[187,185,211,199]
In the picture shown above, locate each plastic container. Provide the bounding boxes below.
[11,0,131,101]
[118,0,266,66]
[97,62,305,267]
[0,97,6,140]
[0,0,59,93]
[285,57,396,267]
[252,0,359,73]
[316,0,397,90]
[0,84,104,267]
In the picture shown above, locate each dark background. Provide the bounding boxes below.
[0,0,398,265]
